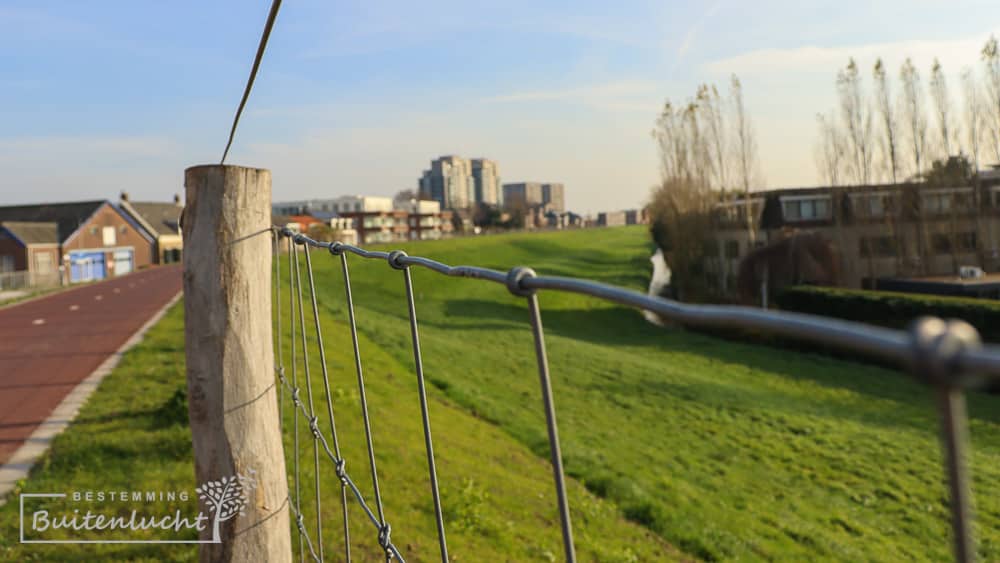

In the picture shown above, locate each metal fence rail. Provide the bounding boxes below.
[0,271,60,292]
[273,227,1000,563]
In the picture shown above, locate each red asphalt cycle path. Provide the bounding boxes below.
[0,265,182,464]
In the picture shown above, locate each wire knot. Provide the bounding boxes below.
[308,416,320,439]
[387,250,408,270]
[334,458,348,484]
[506,266,537,297]
[275,366,286,383]
[908,317,982,387]
[378,522,393,552]
[279,227,294,238]
[329,242,344,256]
[291,387,302,407]
[293,233,306,245]
[295,512,306,531]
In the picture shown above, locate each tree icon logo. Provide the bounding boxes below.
[195,469,258,543]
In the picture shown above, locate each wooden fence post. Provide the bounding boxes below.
[183,164,291,562]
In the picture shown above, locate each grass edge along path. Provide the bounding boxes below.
[0,301,680,562]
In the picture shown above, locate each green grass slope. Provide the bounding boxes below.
[0,300,675,561]
[298,225,1000,562]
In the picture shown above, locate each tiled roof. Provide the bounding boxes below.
[123,201,182,237]
[0,221,59,244]
[0,200,106,241]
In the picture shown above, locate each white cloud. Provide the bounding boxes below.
[675,0,725,59]
[705,27,1000,76]
[481,80,662,113]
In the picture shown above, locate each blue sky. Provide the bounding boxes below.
[3,1,1000,213]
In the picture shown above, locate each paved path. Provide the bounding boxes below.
[0,265,182,464]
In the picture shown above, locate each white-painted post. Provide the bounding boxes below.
[182,165,291,563]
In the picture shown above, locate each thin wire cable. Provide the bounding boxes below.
[277,229,1000,562]
[936,387,974,563]
[401,265,449,562]
[220,0,283,164]
[276,235,406,561]
[293,243,326,561]
[303,242,353,562]
[288,236,304,563]
[336,250,392,560]
[525,291,576,563]
[287,232,1000,383]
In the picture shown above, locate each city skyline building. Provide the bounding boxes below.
[471,158,502,207]
[502,181,565,213]
[419,156,474,210]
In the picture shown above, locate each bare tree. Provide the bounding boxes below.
[650,98,717,299]
[697,84,729,193]
[962,68,984,170]
[837,58,874,184]
[982,35,1000,162]
[814,112,846,186]
[652,100,690,182]
[731,74,759,244]
[683,101,712,189]
[873,58,900,183]
[900,58,929,178]
[929,58,956,160]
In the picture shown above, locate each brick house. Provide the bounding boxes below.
[118,193,184,264]
[0,222,61,286]
[0,200,154,284]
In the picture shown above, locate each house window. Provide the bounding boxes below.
[782,196,831,221]
[860,236,897,257]
[34,252,53,274]
[725,240,740,259]
[933,232,978,254]
[102,226,117,246]
[0,255,14,273]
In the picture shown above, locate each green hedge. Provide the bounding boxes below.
[775,285,1000,343]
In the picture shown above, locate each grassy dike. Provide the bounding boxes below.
[0,292,674,561]
[2,225,998,561]
[302,225,1000,562]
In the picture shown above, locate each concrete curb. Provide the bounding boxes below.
[0,290,183,506]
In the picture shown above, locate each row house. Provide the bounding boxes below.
[117,193,184,264]
[708,170,1000,290]
[0,200,155,284]
[272,195,455,245]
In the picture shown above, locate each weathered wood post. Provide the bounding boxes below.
[183,164,291,562]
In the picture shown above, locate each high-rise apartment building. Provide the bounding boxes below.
[541,183,565,212]
[502,182,565,212]
[419,156,474,209]
[471,158,502,207]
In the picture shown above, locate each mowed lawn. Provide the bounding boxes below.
[297,225,1000,562]
[0,281,674,561]
[0,225,998,562]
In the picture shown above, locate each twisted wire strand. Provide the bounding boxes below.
[292,243,327,561]
[303,238,353,562]
[275,233,405,561]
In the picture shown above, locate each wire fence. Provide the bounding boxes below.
[271,227,1000,563]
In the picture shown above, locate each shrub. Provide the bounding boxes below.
[775,285,1000,342]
